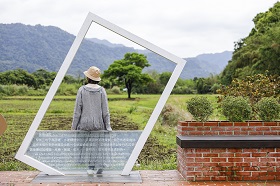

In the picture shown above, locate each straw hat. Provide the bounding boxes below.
[83,66,101,81]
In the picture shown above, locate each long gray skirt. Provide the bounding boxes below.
[77,132,112,169]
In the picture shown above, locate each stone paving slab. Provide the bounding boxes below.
[32,171,141,183]
[1,170,280,186]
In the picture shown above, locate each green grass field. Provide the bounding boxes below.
[0,94,222,171]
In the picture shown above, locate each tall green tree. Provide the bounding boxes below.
[103,52,153,98]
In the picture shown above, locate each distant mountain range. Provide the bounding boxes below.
[0,23,232,79]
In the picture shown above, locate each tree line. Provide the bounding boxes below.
[0,69,80,90]
[0,54,220,97]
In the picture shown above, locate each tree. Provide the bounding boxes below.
[32,69,56,87]
[159,72,172,85]
[195,78,212,94]
[220,2,280,85]
[103,52,153,98]
[134,70,162,94]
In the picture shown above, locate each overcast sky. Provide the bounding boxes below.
[0,0,278,58]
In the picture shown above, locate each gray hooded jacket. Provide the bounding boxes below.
[72,85,111,131]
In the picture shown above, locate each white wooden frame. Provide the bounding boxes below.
[15,12,186,176]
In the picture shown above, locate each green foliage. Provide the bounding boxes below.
[195,78,212,94]
[99,78,112,89]
[134,154,177,170]
[0,65,217,97]
[193,74,221,94]
[173,77,196,94]
[186,96,213,121]
[0,69,82,96]
[32,69,57,88]
[0,67,205,96]
[56,83,79,96]
[103,52,153,98]
[159,72,172,85]
[27,88,47,96]
[256,97,280,121]
[221,96,252,122]
[0,161,34,171]
[218,72,280,105]
[141,70,162,94]
[221,2,280,84]
[0,68,80,89]
[110,86,122,94]
[0,85,29,96]
[159,104,186,126]
[172,86,194,94]
[128,105,138,114]
[0,69,37,88]
[210,83,221,94]
[136,71,196,94]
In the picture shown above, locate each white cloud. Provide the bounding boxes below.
[0,0,278,57]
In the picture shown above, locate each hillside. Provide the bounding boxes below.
[0,23,232,79]
[221,2,280,84]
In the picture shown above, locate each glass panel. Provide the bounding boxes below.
[25,130,142,174]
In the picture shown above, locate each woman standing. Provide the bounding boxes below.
[72,66,112,175]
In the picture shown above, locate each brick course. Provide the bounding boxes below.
[177,121,280,181]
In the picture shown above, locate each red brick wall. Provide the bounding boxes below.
[177,121,280,181]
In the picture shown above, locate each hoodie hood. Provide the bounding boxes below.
[83,85,102,92]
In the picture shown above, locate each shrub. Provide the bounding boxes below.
[0,85,5,94]
[172,86,194,94]
[0,85,28,96]
[160,104,186,126]
[218,73,280,105]
[56,83,77,96]
[210,83,221,94]
[256,97,280,121]
[0,85,33,96]
[186,96,213,121]
[27,88,47,96]
[127,105,137,114]
[111,86,121,94]
[17,85,28,95]
[221,96,252,122]
[4,85,18,96]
